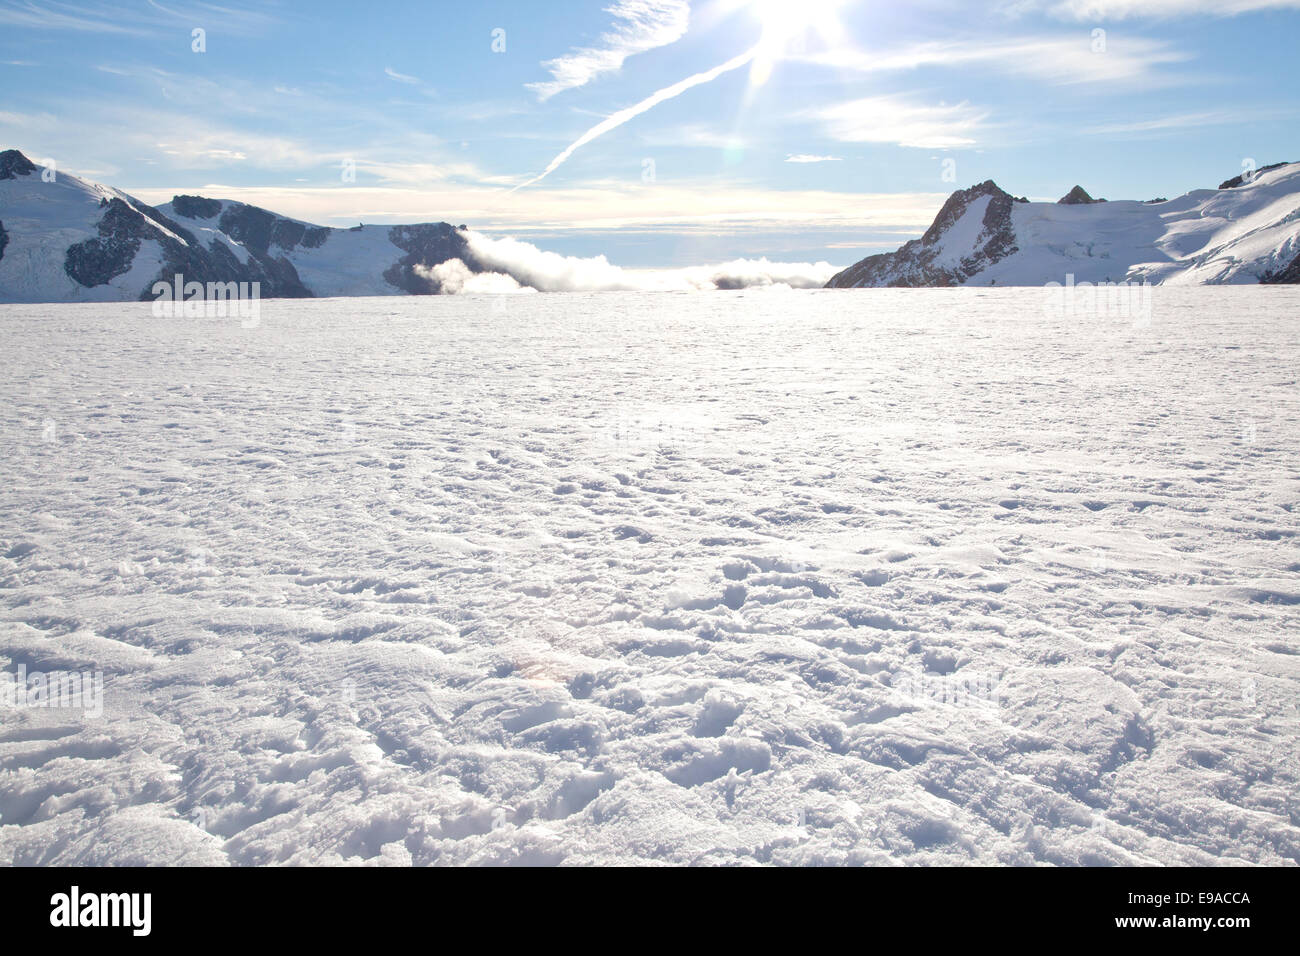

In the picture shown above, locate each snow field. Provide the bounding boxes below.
[0,287,1297,865]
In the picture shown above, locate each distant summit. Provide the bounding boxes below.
[0,148,38,180]
[1057,185,1105,205]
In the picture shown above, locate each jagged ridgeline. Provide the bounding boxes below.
[0,149,484,302]
[5,148,1300,300]
[826,180,1022,289]
[825,163,1300,288]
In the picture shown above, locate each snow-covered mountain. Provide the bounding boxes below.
[0,149,478,303]
[7,147,1300,301]
[826,162,1300,288]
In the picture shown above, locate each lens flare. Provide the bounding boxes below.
[750,0,849,86]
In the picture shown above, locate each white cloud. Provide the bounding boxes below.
[455,231,841,292]
[125,179,946,238]
[786,154,842,163]
[416,258,537,294]
[0,1,148,33]
[384,67,420,85]
[157,146,248,162]
[0,0,276,35]
[144,0,277,34]
[639,123,749,150]
[1084,108,1287,134]
[528,0,691,101]
[813,96,989,149]
[1037,0,1300,18]
[800,34,1192,86]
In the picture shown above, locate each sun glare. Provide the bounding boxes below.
[750,0,849,86]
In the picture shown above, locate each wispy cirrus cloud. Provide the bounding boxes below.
[0,1,149,34]
[527,0,691,101]
[786,154,842,163]
[812,96,990,149]
[384,67,420,85]
[143,0,279,34]
[127,178,947,239]
[0,0,277,35]
[1083,107,1291,134]
[1003,0,1300,18]
[800,34,1193,87]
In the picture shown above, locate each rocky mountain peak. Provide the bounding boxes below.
[171,195,223,220]
[0,149,38,180]
[1058,185,1105,205]
[921,180,1011,245]
[826,179,1020,289]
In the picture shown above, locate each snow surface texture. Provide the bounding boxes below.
[1,288,1298,866]
[828,162,1300,288]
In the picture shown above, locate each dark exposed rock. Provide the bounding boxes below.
[100,197,172,241]
[218,204,278,255]
[1145,198,1168,204]
[270,218,306,250]
[1058,185,1105,205]
[64,197,163,286]
[1260,251,1300,284]
[171,195,223,219]
[0,149,37,180]
[208,201,332,256]
[245,252,312,298]
[60,190,463,298]
[63,195,313,297]
[383,223,475,294]
[1219,162,1290,190]
[8,153,483,298]
[826,180,1019,289]
[65,238,139,287]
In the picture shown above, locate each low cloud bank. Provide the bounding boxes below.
[415,231,841,295]
[418,258,536,295]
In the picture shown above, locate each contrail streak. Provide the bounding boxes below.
[513,44,760,192]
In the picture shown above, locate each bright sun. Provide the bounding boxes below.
[750,0,848,85]
[756,0,841,43]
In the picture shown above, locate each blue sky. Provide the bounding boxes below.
[2,0,1298,265]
